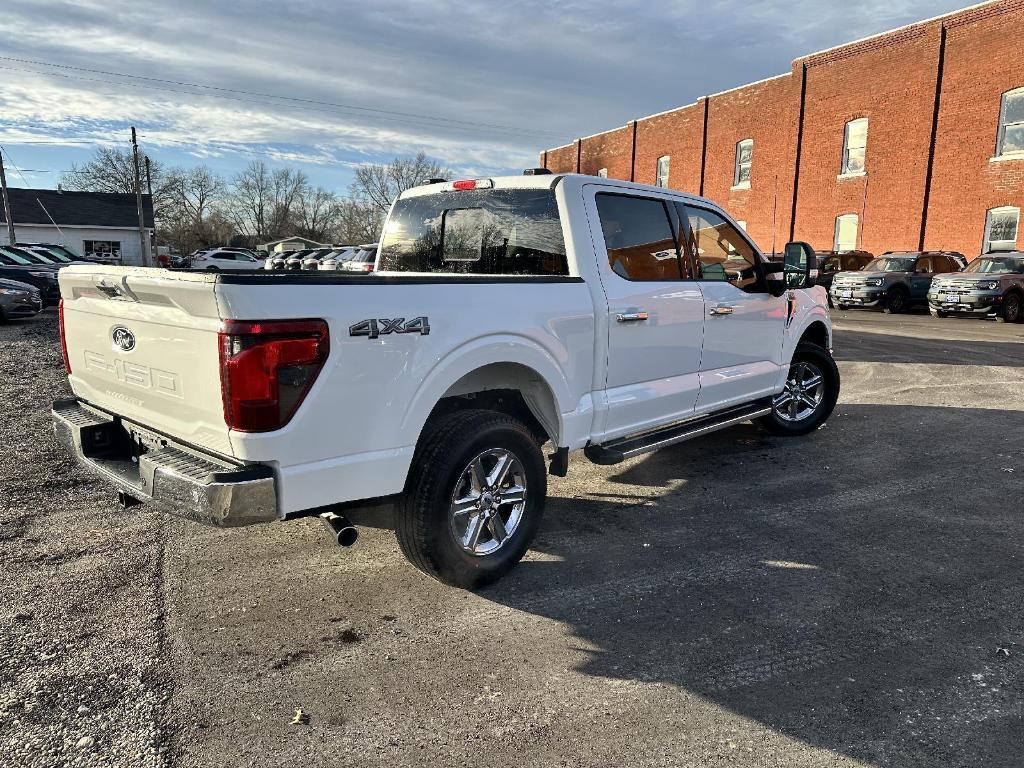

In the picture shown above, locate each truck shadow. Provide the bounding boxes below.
[833,329,1024,366]
[480,404,1024,766]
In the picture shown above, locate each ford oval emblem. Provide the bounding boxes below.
[112,326,136,351]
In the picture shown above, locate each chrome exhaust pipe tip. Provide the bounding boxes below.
[320,512,359,549]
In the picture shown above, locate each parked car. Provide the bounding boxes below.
[285,249,326,271]
[0,247,60,305]
[17,242,95,263]
[928,252,1024,322]
[264,250,297,271]
[189,250,264,271]
[52,172,836,588]
[299,248,338,270]
[830,251,964,313]
[317,247,359,271]
[20,245,91,266]
[0,277,43,320]
[341,244,379,273]
[814,251,874,301]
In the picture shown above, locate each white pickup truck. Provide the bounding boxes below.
[53,171,838,588]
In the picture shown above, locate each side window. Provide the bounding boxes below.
[683,206,761,292]
[595,194,682,281]
[914,257,933,273]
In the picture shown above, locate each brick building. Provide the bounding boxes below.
[540,0,1024,258]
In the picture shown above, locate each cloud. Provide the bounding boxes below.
[0,0,970,189]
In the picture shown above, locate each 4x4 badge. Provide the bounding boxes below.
[349,317,430,339]
[111,326,136,351]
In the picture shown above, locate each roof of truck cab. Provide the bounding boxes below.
[398,173,713,205]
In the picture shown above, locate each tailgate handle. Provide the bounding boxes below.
[94,276,138,302]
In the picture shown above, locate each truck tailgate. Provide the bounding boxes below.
[58,266,234,457]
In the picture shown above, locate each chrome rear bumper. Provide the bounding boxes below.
[52,398,278,527]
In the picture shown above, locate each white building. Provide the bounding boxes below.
[0,188,154,265]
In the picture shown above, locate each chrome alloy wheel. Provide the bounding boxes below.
[773,361,825,423]
[449,448,527,556]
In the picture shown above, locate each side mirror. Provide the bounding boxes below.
[783,241,816,290]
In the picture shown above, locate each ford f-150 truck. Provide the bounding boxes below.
[52,172,839,588]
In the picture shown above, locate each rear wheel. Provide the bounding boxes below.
[760,343,839,436]
[930,308,948,318]
[397,409,546,589]
[997,292,1021,323]
[882,287,908,314]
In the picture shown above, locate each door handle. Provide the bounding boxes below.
[616,311,649,322]
[709,305,735,316]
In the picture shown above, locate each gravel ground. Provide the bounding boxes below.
[0,311,172,767]
[2,307,1023,767]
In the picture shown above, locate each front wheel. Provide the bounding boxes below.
[996,293,1022,324]
[760,343,840,436]
[397,409,546,589]
[882,287,908,314]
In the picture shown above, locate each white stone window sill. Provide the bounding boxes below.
[837,171,867,180]
[990,153,1024,164]
[730,182,751,191]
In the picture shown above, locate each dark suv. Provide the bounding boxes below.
[928,252,1024,322]
[830,251,964,313]
[815,250,874,302]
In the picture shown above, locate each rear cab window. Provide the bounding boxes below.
[378,188,568,275]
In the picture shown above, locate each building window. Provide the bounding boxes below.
[833,214,859,252]
[733,139,753,188]
[841,118,868,175]
[597,168,608,178]
[984,207,1020,252]
[83,240,122,262]
[655,155,670,187]
[996,88,1024,158]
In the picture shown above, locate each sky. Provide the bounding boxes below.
[0,0,972,195]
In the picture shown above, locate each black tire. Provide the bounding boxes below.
[882,287,908,314]
[997,292,1022,324]
[837,304,849,311]
[397,409,546,589]
[759,342,840,436]
[929,308,948,318]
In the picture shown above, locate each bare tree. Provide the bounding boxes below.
[350,152,450,217]
[62,146,176,216]
[334,198,383,244]
[175,165,225,226]
[297,187,339,242]
[267,167,309,238]
[228,160,274,241]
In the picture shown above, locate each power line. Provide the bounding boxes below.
[0,63,544,143]
[0,55,564,140]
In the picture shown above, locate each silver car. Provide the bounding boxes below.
[318,246,360,271]
[928,252,1024,322]
[0,278,43,320]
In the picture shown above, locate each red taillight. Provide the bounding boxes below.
[361,263,374,272]
[218,319,329,432]
[58,299,72,374]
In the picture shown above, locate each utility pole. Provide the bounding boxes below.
[0,151,16,246]
[145,156,156,261]
[131,127,148,266]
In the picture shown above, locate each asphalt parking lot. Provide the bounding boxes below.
[2,307,1023,768]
